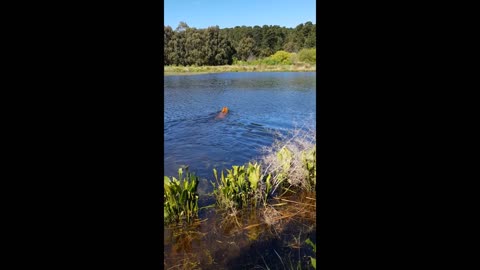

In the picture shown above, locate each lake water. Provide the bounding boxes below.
[164,72,316,197]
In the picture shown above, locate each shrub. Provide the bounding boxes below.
[232,57,243,65]
[259,50,294,65]
[289,53,299,64]
[269,50,293,65]
[298,48,316,64]
[164,167,199,224]
[261,57,277,65]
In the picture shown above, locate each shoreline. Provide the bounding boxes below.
[164,64,316,75]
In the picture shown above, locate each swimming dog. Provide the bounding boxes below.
[215,106,229,119]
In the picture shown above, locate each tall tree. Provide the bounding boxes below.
[164,21,316,66]
[236,37,256,61]
[164,26,174,65]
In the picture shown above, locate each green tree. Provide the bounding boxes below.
[236,37,256,61]
[185,28,206,65]
[164,26,174,65]
[283,41,297,52]
[303,22,316,48]
[216,33,235,65]
[164,21,316,66]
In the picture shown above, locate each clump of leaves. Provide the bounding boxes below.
[164,167,199,224]
[212,162,267,210]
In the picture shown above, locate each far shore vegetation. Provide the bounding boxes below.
[165,49,315,75]
[164,21,316,75]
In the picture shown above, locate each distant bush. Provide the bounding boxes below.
[298,48,316,64]
[232,50,302,66]
[258,50,293,65]
[261,57,277,65]
[290,53,299,64]
[269,50,293,65]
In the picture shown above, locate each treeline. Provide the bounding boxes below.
[164,21,316,66]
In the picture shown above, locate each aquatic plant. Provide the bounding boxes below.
[274,146,293,193]
[305,238,317,269]
[164,167,199,224]
[301,145,316,191]
[212,162,268,210]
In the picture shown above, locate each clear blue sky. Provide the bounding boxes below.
[164,0,316,29]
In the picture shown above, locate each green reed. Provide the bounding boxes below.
[164,167,199,224]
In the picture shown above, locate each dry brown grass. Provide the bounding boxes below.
[260,126,316,195]
[263,205,282,226]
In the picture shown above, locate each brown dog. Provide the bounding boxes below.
[215,106,229,119]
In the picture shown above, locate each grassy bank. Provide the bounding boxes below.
[164,63,316,75]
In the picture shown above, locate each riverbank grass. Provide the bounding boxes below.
[164,63,315,75]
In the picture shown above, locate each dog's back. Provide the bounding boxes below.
[215,106,229,119]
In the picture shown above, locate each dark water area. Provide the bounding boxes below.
[164,72,316,199]
[164,72,316,269]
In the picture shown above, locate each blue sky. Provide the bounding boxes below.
[164,0,316,29]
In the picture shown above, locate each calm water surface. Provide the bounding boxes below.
[164,72,316,197]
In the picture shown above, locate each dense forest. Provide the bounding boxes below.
[164,21,316,66]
